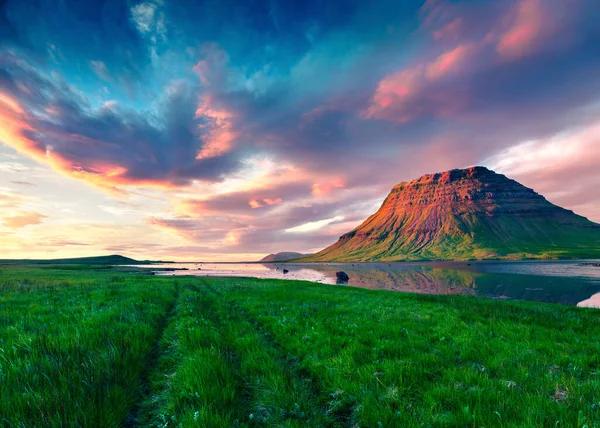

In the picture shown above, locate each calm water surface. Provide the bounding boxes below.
[135,260,600,308]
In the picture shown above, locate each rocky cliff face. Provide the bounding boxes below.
[302,167,600,262]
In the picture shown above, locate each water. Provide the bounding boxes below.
[133,260,600,308]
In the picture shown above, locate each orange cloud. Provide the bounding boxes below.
[0,92,161,193]
[0,93,25,114]
[248,199,262,208]
[0,92,50,165]
[2,211,46,228]
[0,90,202,193]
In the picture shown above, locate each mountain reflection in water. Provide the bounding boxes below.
[140,260,600,307]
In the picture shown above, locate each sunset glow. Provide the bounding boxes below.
[1,0,599,261]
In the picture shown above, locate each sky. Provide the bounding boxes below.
[1,0,600,261]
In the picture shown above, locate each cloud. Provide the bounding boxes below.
[285,216,344,233]
[177,181,310,217]
[131,0,167,43]
[249,197,282,209]
[148,216,249,249]
[486,118,600,223]
[312,179,345,197]
[89,60,110,82]
[364,0,593,124]
[40,240,91,247]
[2,210,46,228]
[433,18,463,41]
[495,0,555,60]
[1,0,600,259]
[0,55,242,191]
[9,180,35,186]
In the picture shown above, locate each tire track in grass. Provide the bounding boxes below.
[124,280,180,427]
[202,279,348,427]
[193,282,336,426]
[134,281,247,427]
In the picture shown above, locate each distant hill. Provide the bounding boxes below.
[0,254,145,265]
[260,252,311,262]
[300,166,600,262]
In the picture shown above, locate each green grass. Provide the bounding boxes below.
[2,267,600,427]
[0,267,176,426]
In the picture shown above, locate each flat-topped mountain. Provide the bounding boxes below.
[260,252,311,262]
[301,166,600,262]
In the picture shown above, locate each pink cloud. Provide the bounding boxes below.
[486,119,600,222]
[363,51,472,123]
[492,0,579,61]
[433,18,463,41]
[249,197,283,208]
[496,0,547,60]
[425,44,475,80]
[192,60,210,85]
[195,95,240,160]
[192,43,229,87]
[312,178,345,197]
[364,0,579,124]
[263,197,282,205]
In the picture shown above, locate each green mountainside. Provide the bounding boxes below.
[301,167,600,262]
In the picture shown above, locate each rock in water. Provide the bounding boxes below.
[283,269,289,274]
[301,166,600,261]
[336,271,350,282]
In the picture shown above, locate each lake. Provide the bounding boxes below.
[135,260,600,308]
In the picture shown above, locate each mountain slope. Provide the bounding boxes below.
[301,167,600,262]
[260,252,311,262]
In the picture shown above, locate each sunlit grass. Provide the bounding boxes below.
[2,267,600,426]
[0,267,176,426]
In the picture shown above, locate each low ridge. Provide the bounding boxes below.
[302,166,600,262]
[0,254,141,265]
[260,252,311,262]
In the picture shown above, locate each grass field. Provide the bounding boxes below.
[1,266,600,427]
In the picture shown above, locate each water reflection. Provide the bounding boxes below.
[577,293,600,309]
[138,260,600,307]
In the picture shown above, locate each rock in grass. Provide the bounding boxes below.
[336,271,350,282]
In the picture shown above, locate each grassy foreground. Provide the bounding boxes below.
[1,267,600,427]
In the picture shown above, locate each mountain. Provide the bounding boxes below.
[0,254,144,265]
[260,252,311,262]
[301,166,600,262]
